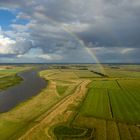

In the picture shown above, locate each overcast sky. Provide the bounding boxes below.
[0,0,140,63]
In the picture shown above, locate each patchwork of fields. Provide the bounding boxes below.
[81,79,140,122]
[52,65,140,140]
[0,64,140,140]
[69,78,140,140]
[73,116,140,140]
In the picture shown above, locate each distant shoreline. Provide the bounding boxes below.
[0,63,140,65]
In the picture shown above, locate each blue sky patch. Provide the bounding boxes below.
[0,9,15,29]
[0,9,29,30]
[15,18,29,25]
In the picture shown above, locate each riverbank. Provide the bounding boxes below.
[0,66,47,112]
[0,69,79,140]
[0,66,30,91]
[0,74,23,91]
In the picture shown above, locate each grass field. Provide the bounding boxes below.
[53,65,140,140]
[0,66,30,90]
[56,85,68,95]
[109,88,140,122]
[70,65,140,140]
[88,80,120,89]
[80,88,112,119]
[73,70,101,78]
[0,64,140,140]
[79,80,140,122]
[0,66,29,75]
[73,116,140,140]
[0,67,80,140]
[104,66,140,78]
[53,125,93,140]
[0,75,22,90]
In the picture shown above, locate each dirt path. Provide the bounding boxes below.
[18,80,90,140]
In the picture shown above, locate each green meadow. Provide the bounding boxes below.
[0,66,30,90]
[0,64,140,140]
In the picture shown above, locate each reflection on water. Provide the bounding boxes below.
[0,67,47,113]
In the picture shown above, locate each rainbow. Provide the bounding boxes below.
[39,14,106,74]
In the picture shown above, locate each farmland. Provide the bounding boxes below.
[0,66,30,90]
[80,88,112,119]
[0,64,140,140]
[0,74,22,90]
[80,79,140,122]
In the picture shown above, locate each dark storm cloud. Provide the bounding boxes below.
[0,0,140,63]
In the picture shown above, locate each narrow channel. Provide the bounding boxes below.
[0,67,47,113]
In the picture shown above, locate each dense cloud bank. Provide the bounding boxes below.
[0,0,139,63]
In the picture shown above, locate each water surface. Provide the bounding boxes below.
[0,67,47,113]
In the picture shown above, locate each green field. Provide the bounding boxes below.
[0,67,80,140]
[53,65,140,140]
[0,64,140,140]
[80,88,112,119]
[88,80,120,89]
[79,79,140,122]
[53,125,93,140]
[0,66,30,90]
[73,70,101,78]
[56,85,68,95]
[0,75,22,90]
[0,66,29,75]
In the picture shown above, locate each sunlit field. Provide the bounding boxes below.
[0,66,30,90]
[0,64,140,140]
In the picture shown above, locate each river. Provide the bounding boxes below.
[0,67,47,113]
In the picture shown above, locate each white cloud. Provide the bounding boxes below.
[10,24,28,32]
[17,48,62,61]
[0,35,16,54]
[62,22,90,33]
[0,0,140,63]
[16,12,30,20]
[90,47,135,54]
[121,48,135,54]
[0,27,32,55]
[39,54,62,61]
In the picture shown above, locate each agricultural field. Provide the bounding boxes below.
[0,66,82,140]
[0,65,29,76]
[0,75,22,90]
[0,64,140,140]
[80,88,112,119]
[0,66,30,90]
[104,65,140,78]
[73,69,101,78]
